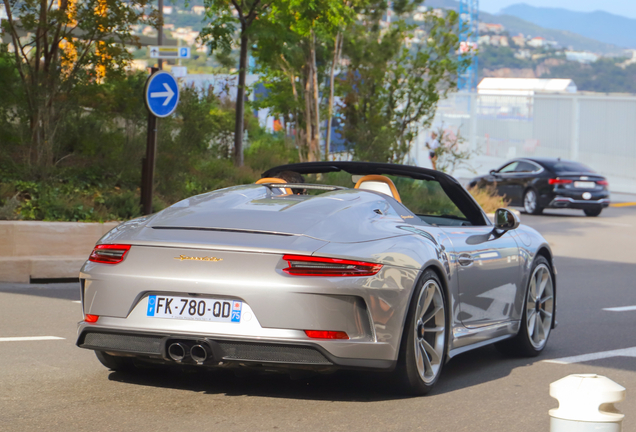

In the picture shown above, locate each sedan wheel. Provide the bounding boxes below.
[395,270,447,395]
[496,256,554,357]
[523,189,543,215]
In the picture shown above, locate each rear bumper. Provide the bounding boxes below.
[76,326,396,371]
[548,197,610,209]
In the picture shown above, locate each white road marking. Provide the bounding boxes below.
[603,305,636,312]
[543,347,636,364]
[0,336,65,342]
[72,301,81,304]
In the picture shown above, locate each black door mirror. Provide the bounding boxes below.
[494,208,520,231]
[489,169,498,175]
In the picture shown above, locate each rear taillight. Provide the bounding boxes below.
[305,330,349,340]
[89,244,131,264]
[282,255,382,277]
[548,178,573,185]
[597,180,609,186]
[84,314,99,323]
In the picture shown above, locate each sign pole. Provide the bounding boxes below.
[141,69,180,216]
[142,67,159,215]
[157,0,163,70]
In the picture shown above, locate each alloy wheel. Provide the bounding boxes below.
[413,280,446,384]
[526,263,554,349]
[524,190,537,214]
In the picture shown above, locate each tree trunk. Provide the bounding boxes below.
[325,31,343,160]
[234,26,249,167]
[303,64,315,161]
[310,29,320,161]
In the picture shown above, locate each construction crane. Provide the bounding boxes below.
[458,0,479,91]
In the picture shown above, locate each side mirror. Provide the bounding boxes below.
[489,169,497,175]
[494,208,520,231]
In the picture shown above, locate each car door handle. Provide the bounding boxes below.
[458,253,473,266]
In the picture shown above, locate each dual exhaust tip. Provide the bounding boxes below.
[168,342,210,364]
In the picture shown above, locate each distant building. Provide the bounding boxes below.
[565,51,599,64]
[192,6,205,15]
[478,78,577,96]
[163,6,173,14]
[527,37,546,48]
[0,5,7,20]
[511,34,526,47]
[479,23,505,34]
[413,12,425,21]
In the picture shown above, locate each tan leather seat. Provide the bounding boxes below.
[354,175,402,203]
[255,177,292,195]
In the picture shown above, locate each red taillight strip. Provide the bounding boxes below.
[89,244,131,264]
[84,314,99,323]
[282,254,382,277]
[597,180,609,186]
[305,330,349,340]
[548,178,573,185]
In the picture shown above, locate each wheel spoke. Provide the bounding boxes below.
[537,270,549,299]
[528,276,537,302]
[539,309,552,320]
[527,310,537,337]
[540,295,553,304]
[419,341,433,375]
[422,305,443,325]
[414,338,424,374]
[421,339,441,365]
[533,311,541,342]
[419,285,434,317]
[424,326,445,333]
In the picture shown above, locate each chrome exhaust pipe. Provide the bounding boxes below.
[168,343,187,362]
[190,344,208,363]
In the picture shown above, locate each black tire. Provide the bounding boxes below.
[496,256,555,357]
[523,188,543,215]
[95,351,136,372]
[584,207,603,217]
[394,269,448,395]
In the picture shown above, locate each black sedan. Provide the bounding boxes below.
[469,158,610,216]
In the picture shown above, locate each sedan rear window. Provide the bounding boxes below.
[546,160,595,174]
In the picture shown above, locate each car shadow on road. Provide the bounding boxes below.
[105,344,537,401]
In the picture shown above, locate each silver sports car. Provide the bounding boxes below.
[76,162,556,394]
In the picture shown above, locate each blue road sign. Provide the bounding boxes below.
[179,47,190,58]
[144,71,180,118]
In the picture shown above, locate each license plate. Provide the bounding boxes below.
[574,181,595,188]
[146,295,242,323]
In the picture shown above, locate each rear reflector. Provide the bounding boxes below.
[596,180,609,186]
[89,244,131,264]
[548,178,573,185]
[282,254,383,277]
[305,330,349,340]
[85,314,99,323]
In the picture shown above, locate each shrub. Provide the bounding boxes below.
[468,185,510,214]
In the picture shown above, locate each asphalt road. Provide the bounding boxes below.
[2,204,636,432]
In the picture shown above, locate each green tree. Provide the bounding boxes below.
[339,3,464,163]
[199,0,276,167]
[1,0,156,175]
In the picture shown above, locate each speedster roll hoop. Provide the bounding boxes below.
[263,161,491,227]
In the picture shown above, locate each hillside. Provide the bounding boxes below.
[502,4,636,49]
[420,0,624,55]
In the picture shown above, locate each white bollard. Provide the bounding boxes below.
[549,374,626,431]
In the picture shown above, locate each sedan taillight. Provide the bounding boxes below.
[548,178,573,185]
[282,255,383,277]
[597,180,609,186]
[89,244,131,264]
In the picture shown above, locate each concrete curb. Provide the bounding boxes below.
[0,221,119,283]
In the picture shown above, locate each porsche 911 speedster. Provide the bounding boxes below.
[76,162,556,394]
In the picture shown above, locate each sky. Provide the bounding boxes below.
[479,0,636,20]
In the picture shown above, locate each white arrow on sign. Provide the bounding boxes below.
[150,83,175,106]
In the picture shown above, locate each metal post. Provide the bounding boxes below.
[469,92,477,151]
[141,67,159,215]
[157,0,163,70]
